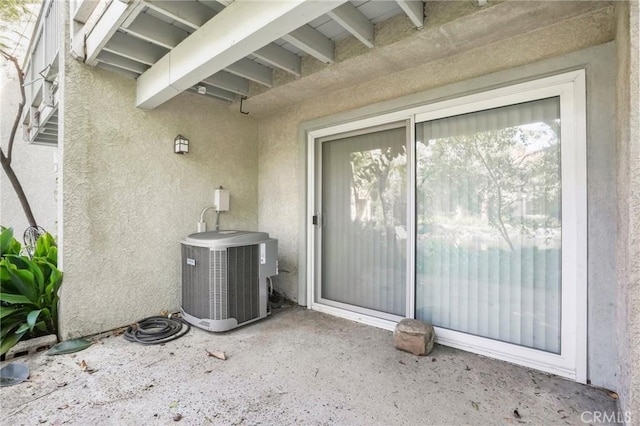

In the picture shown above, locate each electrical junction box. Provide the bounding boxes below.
[214,189,230,211]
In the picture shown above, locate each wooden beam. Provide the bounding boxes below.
[396,0,424,28]
[123,12,189,49]
[103,32,168,66]
[97,62,140,79]
[96,51,149,74]
[202,71,249,96]
[327,2,374,48]
[144,0,216,30]
[226,58,272,88]
[281,25,335,64]
[191,85,236,102]
[198,0,226,13]
[137,0,347,108]
[72,0,100,24]
[79,0,144,66]
[254,43,301,76]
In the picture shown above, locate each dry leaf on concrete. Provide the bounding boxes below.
[206,350,226,360]
[111,327,127,337]
[77,360,96,374]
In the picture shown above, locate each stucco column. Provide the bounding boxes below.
[616,0,640,422]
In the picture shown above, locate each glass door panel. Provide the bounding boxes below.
[319,126,408,317]
[415,97,562,353]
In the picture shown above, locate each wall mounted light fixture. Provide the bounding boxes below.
[174,134,189,154]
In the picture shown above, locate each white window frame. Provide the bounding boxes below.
[306,70,587,382]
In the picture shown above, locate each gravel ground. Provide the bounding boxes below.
[0,307,619,425]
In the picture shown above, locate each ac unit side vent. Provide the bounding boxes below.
[227,245,260,323]
[181,244,211,319]
[210,249,228,320]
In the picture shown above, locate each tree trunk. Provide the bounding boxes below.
[0,152,37,227]
[1,49,38,228]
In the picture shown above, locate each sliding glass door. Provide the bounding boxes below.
[317,124,409,319]
[415,97,562,353]
[308,70,586,380]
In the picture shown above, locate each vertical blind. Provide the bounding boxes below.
[320,126,407,316]
[415,97,562,354]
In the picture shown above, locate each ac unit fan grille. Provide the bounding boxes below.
[182,244,260,324]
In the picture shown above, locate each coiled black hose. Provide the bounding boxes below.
[124,316,190,345]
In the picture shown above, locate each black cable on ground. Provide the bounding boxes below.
[124,316,190,345]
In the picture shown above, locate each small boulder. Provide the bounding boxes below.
[393,318,435,356]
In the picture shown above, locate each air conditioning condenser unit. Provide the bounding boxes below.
[181,230,277,332]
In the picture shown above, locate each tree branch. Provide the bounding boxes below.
[0,49,26,165]
[472,138,514,251]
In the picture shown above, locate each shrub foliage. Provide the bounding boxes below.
[1,227,62,355]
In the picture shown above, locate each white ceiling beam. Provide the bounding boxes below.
[137,0,347,109]
[96,51,148,74]
[121,1,146,28]
[97,62,140,79]
[396,0,424,28]
[327,2,374,48]
[73,0,100,24]
[198,0,226,13]
[103,32,168,66]
[122,12,189,50]
[203,71,249,96]
[125,12,263,88]
[76,0,144,66]
[281,25,335,64]
[191,85,236,102]
[144,0,216,30]
[226,58,273,88]
[253,43,301,76]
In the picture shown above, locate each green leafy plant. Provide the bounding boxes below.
[1,227,62,355]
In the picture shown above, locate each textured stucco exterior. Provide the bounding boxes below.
[615,0,640,421]
[0,51,58,237]
[19,0,634,405]
[257,11,617,388]
[59,58,260,339]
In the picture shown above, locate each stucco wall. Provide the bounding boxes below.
[0,63,58,237]
[615,0,640,421]
[257,18,617,387]
[59,60,259,339]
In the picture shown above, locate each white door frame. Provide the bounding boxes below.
[306,70,587,382]
[307,114,415,331]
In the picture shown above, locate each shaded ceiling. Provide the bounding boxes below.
[72,0,426,108]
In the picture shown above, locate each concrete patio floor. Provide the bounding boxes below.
[1,307,620,425]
